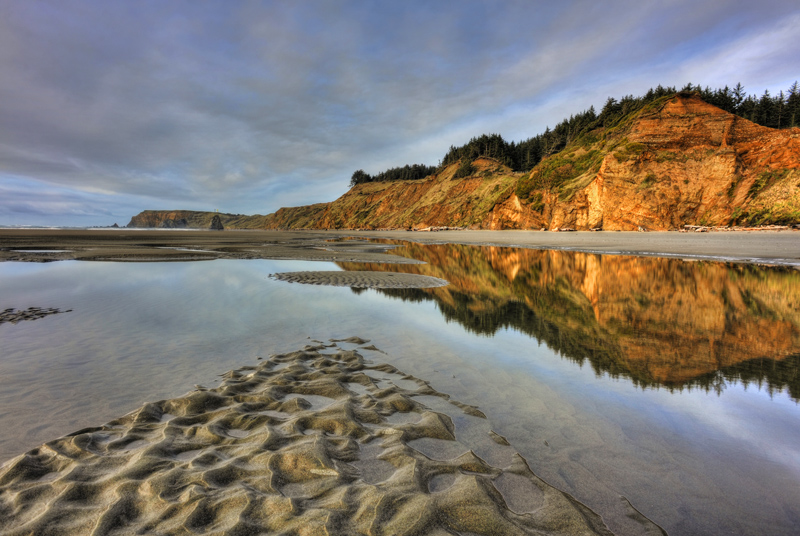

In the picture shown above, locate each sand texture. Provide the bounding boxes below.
[0,230,420,264]
[270,271,449,289]
[0,307,72,326]
[0,341,616,535]
[1,228,799,265]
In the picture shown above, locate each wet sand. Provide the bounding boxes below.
[270,271,449,288]
[1,228,798,266]
[0,340,631,535]
[346,229,800,266]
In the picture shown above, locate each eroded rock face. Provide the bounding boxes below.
[263,159,539,230]
[548,94,800,230]
[128,210,208,228]
[158,217,188,228]
[127,95,797,231]
[262,94,799,231]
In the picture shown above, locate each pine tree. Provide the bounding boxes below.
[732,83,746,113]
[787,81,799,128]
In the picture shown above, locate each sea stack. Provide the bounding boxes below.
[210,214,224,230]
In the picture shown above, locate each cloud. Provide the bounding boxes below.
[1,0,798,226]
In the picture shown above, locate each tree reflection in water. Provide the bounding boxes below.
[339,242,800,399]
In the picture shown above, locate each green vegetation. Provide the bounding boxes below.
[747,169,789,199]
[453,159,476,179]
[347,80,800,230]
[349,164,437,187]
[639,172,659,190]
[515,148,603,200]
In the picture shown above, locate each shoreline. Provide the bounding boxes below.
[0,228,799,266]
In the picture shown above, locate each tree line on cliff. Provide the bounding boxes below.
[350,81,800,188]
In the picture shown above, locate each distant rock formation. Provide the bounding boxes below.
[209,214,224,230]
[158,218,188,228]
[127,210,268,229]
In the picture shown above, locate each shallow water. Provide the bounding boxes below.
[1,246,799,535]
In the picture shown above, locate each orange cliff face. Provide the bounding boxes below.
[262,158,545,230]
[262,93,799,231]
[338,242,800,392]
[546,94,800,230]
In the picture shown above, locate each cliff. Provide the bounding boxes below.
[126,210,269,229]
[263,157,524,230]
[525,92,800,230]
[129,93,800,231]
[263,93,800,231]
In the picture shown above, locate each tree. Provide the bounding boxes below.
[758,89,774,127]
[350,169,371,187]
[732,83,745,113]
[787,81,799,128]
[776,90,786,129]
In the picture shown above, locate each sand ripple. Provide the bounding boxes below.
[0,307,72,326]
[270,271,449,289]
[0,341,612,535]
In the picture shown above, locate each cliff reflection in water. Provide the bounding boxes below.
[339,243,800,399]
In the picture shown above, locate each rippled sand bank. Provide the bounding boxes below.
[0,339,640,535]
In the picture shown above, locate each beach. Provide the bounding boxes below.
[1,228,799,534]
[1,227,799,267]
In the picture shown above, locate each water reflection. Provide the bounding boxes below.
[340,243,800,399]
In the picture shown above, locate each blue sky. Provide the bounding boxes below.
[1,1,798,227]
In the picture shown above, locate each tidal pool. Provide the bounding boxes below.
[0,244,798,535]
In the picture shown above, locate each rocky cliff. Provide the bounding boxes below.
[263,93,800,231]
[262,158,524,230]
[127,210,269,229]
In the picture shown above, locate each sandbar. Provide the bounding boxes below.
[0,340,628,535]
[270,270,449,288]
[1,228,798,265]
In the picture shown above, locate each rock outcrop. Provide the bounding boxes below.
[263,158,527,230]
[158,217,188,228]
[209,214,224,230]
[127,210,268,229]
[540,93,800,230]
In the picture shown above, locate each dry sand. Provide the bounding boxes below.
[1,228,799,265]
[0,340,625,535]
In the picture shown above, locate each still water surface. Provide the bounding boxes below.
[1,244,799,535]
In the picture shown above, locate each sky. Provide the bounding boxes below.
[1,1,798,227]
